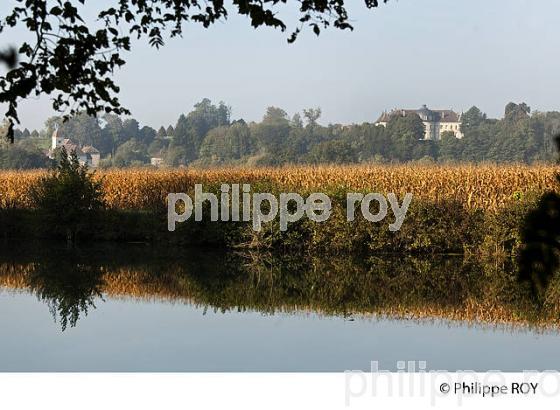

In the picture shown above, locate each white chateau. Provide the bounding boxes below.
[376,105,463,140]
[49,127,100,167]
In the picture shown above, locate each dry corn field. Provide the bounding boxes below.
[0,164,558,210]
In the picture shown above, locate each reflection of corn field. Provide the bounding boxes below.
[0,255,559,329]
[0,164,558,210]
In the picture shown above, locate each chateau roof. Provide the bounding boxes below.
[61,140,83,155]
[376,106,461,123]
[438,110,460,123]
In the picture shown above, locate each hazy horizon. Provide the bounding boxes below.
[2,0,560,131]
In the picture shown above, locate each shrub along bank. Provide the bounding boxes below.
[0,187,542,257]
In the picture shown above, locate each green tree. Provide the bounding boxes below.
[439,131,463,162]
[308,139,357,164]
[291,113,304,129]
[460,121,496,162]
[122,118,140,140]
[13,128,23,140]
[101,114,126,155]
[166,125,175,137]
[30,148,105,243]
[189,99,230,138]
[504,102,531,124]
[344,123,390,161]
[148,138,169,157]
[138,126,156,146]
[460,106,486,132]
[171,114,196,164]
[0,143,51,169]
[165,145,189,167]
[487,106,542,163]
[67,114,104,148]
[199,122,255,163]
[112,139,149,167]
[412,140,438,161]
[253,106,291,154]
[541,111,560,160]
[157,126,167,139]
[171,99,231,164]
[303,107,322,127]
[387,114,425,161]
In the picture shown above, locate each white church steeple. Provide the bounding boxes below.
[51,125,63,150]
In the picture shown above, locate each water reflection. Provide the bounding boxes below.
[29,259,104,330]
[0,244,558,331]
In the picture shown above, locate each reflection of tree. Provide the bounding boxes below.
[178,252,546,324]
[0,245,553,328]
[28,257,104,331]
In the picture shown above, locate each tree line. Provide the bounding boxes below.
[2,99,559,169]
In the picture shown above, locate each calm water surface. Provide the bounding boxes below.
[0,244,558,371]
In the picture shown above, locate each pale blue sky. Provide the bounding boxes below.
[1,0,560,130]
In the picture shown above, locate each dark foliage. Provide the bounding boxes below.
[30,147,105,241]
[0,143,51,169]
[519,136,560,297]
[5,100,558,169]
[29,255,104,331]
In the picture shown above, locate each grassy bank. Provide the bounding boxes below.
[0,165,558,255]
